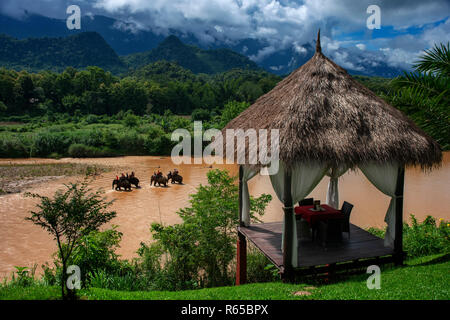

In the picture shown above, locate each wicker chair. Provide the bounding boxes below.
[317,201,354,247]
[340,201,354,239]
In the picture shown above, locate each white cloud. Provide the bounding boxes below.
[0,0,449,71]
[249,45,276,62]
[113,20,143,34]
[270,65,283,71]
[332,51,365,71]
[378,47,422,69]
[293,42,307,55]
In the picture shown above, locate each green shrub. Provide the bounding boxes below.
[32,131,70,156]
[191,108,211,121]
[220,101,250,128]
[85,114,99,124]
[9,266,38,287]
[367,214,450,259]
[404,215,450,258]
[40,228,127,289]
[87,270,144,291]
[67,227,126,285]
[0,135,29,157]
[116,130,145,153]
[145,134,173,155]
[25,181,117,300]
[139,169,272,290]
[124,113,139,128]
[68,143,93,157]
[49,152,62,159]
[76,129,104,148]
[246,246,279,283]
[67,143,112,158]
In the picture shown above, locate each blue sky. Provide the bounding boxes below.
[1,0,449,70]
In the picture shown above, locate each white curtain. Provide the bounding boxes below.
[325,166,348,209]
[241,166,259,226]
[269,160,328,267]
[359,163,399,247]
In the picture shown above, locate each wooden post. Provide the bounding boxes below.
[238,165,244,227]
[282,169,294,281]
[236,231,247,285]
[236,165,247,285]
[394,166,405,265]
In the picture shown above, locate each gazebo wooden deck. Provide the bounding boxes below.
[237,222,395,277]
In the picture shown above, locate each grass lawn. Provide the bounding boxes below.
[1,254,448,300]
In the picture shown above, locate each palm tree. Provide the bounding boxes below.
[385,43,449,150]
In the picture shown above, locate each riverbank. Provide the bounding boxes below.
[1,254,448,300]
[0,163,110,195]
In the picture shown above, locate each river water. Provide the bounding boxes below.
[0,153,449,277]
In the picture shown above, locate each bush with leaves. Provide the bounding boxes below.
[368,214,450,259]
[404,215,450,258]
[25,179,117,299]
[245,246,279,283]
[139,169,272,290]
[220,101,250,128]
[124,112,140,128]
[65,227,125,286]
[191,108,211,121]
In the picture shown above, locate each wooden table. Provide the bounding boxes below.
[295,204,343,226]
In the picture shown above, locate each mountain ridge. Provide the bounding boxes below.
[123,35,261,74]
[0,31,126,73]
[0,12,405,77]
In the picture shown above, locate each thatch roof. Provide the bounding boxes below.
[222,31,442,170]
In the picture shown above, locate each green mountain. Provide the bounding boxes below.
[0,32,126,73]
[123,35,261,74]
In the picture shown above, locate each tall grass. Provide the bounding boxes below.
[0,115,179,158]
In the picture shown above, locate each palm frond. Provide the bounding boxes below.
[390,72,449,100]
[386,86,450,150]
[413,42,450,77]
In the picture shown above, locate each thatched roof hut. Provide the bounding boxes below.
[230,31,443,282]
[223,31,442,170]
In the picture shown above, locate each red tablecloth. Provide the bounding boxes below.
[294,204,343,226]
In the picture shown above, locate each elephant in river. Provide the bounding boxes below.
[128,176,140,188]
[150,174,168,187]
[167,171,183,184]
[112,179,132,191]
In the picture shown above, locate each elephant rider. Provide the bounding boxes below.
[157,170,162,177]
[130,171,135,178]
[120,173,126,181]
[116,175,119,181]
[173,169,179,177]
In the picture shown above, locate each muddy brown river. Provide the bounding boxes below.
[0,153,449,278]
